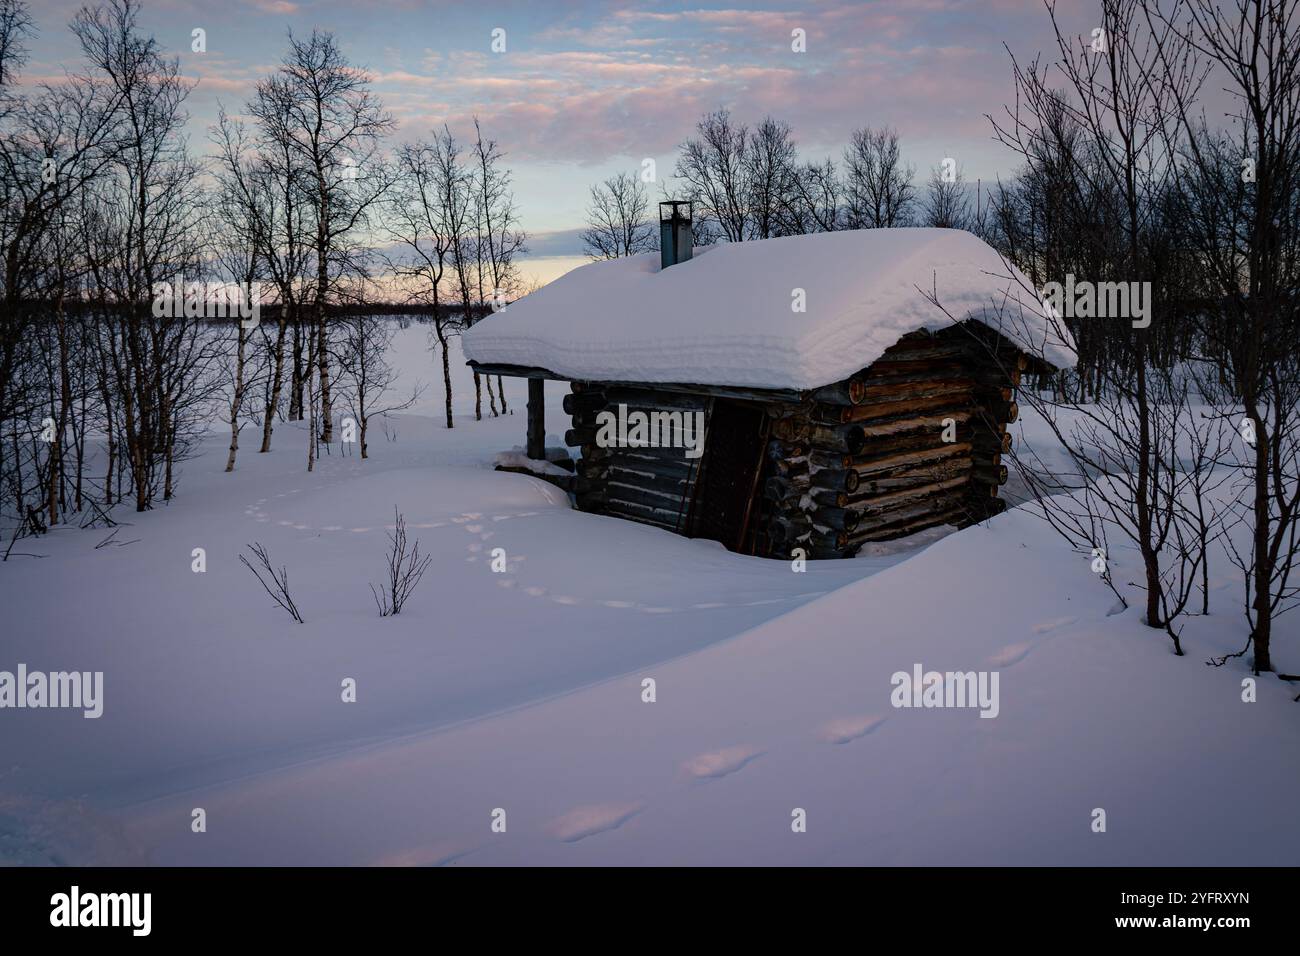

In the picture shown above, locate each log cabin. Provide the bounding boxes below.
[463,203,1071,559]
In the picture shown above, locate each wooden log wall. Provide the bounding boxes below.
[757,327,1023,559]
[563,324,1027,561]
[566,382,706,533]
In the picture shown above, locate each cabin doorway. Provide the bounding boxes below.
[685,399,769,553]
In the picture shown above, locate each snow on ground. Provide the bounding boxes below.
[462,228,1075,390]
[1,322,1296,866]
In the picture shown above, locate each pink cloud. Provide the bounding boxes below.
[245,0,299,13]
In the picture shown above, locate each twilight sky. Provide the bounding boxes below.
[20,0,1096,284]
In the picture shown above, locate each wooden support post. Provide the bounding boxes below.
[527,378,545,460]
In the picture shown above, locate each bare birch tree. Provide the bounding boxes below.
[843,126,916,228]
[581,171,655,259]
[252,29,393,447]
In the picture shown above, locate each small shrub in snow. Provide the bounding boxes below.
[370,508,433,617]
[240,542,304,624]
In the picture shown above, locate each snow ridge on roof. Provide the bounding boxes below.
[463,228,1075,390]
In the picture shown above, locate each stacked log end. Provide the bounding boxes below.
[757,327,1024,560]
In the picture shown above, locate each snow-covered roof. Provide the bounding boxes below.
[463,228,1074,391]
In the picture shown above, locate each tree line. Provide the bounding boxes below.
[581,114,964,258]
[0,0,526,539]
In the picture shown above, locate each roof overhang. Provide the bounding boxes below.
[467,361,806,403]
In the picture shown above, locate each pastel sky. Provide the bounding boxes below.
[20,0,1098,284]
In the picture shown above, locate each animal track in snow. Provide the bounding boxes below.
[1032,616,1076,634]
[548,802,643,843]
[681,745,764,780]
[818,714,887,745]
[245,493,823,620]
[988,642,1033,667]
[371,840,476,867]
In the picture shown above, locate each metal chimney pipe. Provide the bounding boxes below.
[659,201,693,270]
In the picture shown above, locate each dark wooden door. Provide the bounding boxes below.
[686,399,769,552]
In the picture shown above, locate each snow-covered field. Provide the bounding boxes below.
[1,322,1296,866]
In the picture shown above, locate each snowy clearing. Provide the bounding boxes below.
[0,323,1295,866]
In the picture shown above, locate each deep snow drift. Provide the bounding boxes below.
[0,323,1295,866]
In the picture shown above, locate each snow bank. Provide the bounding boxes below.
[113,501,1300,866]
[494,449,573,478]
[463,228,1075,390]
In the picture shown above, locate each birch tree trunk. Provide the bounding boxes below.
[260,316,288,452]
[226,322,248,472]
